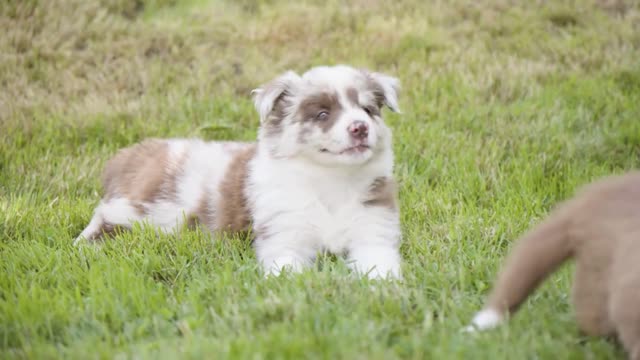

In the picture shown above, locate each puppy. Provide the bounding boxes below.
[467,172,640,359]
[76,65,403,279]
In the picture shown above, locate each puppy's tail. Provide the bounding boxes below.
[469,202,575,330]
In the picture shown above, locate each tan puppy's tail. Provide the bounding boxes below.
[467,202,575,331]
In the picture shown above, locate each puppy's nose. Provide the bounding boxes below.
[348,121,369,140]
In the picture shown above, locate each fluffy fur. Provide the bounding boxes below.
[467,172,640,360]
[76,65,403,279]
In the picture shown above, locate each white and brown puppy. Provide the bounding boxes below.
[76,65,403,279]
[467,172,640,360]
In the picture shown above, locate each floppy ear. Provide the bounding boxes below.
[369,72,401,113]
[251,71,301,123]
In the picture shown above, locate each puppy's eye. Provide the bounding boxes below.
[316,111,329,121]
[363,106,375,116]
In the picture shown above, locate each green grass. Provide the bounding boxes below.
[1,0,640,358]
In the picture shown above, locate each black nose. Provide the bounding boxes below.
[348,121,369,140]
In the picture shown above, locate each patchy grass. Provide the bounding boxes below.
[2,0,640,358]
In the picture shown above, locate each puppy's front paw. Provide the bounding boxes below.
[347,245,402,280]
[463,308,503,333]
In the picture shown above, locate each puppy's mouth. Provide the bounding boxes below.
[320,144,371,155]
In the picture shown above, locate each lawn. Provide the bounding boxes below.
[1,0,640,358]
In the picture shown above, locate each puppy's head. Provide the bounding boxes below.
[251,65,400,166]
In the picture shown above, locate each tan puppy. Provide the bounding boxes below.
[468,172,640,360]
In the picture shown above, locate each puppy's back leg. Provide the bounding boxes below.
[74,199,143,244]
[572,256,614,336]
[609,241,640,360]
[468,203,574,330]
[74,209,107,245]
[610,280,640,360]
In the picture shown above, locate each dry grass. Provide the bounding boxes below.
[3,0,637,123]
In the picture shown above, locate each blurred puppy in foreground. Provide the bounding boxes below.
[75,65,403,279]
[468,172,640,359]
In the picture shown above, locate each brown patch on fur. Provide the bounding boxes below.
[102,139,184,214]
[346,86,380,118]
[297,91,343,133]
[365,75,386,109]
[297,124,313,144]
[253,223,270,241]
[97,222,122,239]
[264,90,291,138]
[190,194,211,229]
[346,87,359,106]
[481,172,640,358]
[363,176,398,210]
[215,145,257,233]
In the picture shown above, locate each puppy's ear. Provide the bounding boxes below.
[251,71,301,123]
[368,72,401,113]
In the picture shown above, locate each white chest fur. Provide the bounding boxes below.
[246,147,401,278]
